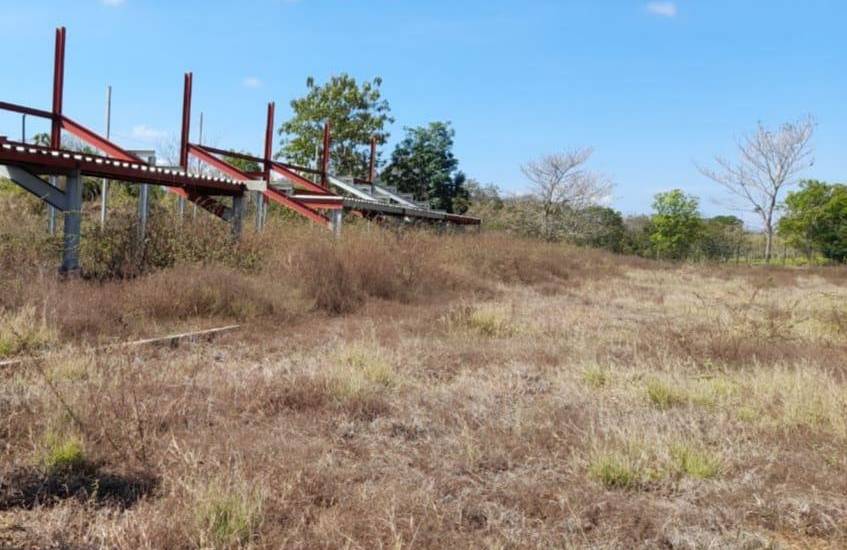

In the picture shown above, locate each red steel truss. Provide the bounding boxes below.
[1,26,481,229]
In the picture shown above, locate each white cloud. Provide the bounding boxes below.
[131,124,166,142]
[243,77,262,89]
[646,1,677,17]
[101,0,125,6]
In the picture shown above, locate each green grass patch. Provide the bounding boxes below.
[645,379,687,410]
[670,443,721,479]
[195,479,264,548]
[0,306,56,359]
[589,452,641,490]
[41,431,87,475]
[582,364,611,388]
[338,345,397,388]
[445,304,514,337]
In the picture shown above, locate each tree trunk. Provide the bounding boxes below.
[764,225,773,263]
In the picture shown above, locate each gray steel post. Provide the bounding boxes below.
[178,196,186,220]
[254,191,264,232]
[138,184,149,240]
[60,170,82,275]
[100,84,111,228]
[331,209,343,238]
[48,176,57,236]
[231,194,245,239]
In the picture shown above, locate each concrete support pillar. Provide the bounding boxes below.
[60,170,82,275]
[99,180,109,227]
[231,194,245,239]
[177,196,186,220]
[48,206,56,235]
[330,209,343,238]
[138,183,149,240]
[254,191,265,232]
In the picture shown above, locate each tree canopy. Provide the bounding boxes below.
[650,189,702,259]
[278,75,393,179]
[224,151,261,174]
[382,122,469,214]
[778,180,847,262]
[699,117,815,262]
[521,148,612,241]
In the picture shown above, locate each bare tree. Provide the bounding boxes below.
[521,148,612,241]
[699,117,815,262]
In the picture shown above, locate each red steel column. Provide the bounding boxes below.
[179,72,193,170]
[51,27,66,149]
[264,102,275,181]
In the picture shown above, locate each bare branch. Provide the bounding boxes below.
[698,116,815,260]
[521,148,613,240]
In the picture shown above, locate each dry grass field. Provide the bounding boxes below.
[1,194,846,548]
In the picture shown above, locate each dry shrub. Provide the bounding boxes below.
[295,236,364,314]
[813,265,847,285]
[451,232,617,287]
[442,303,515,337]
[126,265,291,321]
[282,226,474,314]
[0,305,56,358]
[0,182,60,273]
[48,264,300,339]
[3,195,629,329]
[82,208,266,280]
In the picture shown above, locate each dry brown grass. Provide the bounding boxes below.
[1,202,846,548]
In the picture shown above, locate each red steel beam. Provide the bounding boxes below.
[276,161,323,176]
[189,144,250,180]
[192,142,330,193]
[184,189,231,219]
[194,145,265,166]
[293,195,344,209]
[270,161,332,195]
[194,144,324,177]
[0,101,54,120]
[264,187,330,226]
[61,116,142,162]
[0,143,242,195]
[176,73,332,227]
[189,145,329,225]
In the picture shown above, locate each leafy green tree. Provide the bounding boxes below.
[465,178,503,210]
[778,180,847,262]
[224,151,261,174]
[696,215,745,261]
[571,206,627,252]
[278,75,393,179]
[382,122,469,213]
[650,189,702,260]
[623,215,654,256]
[31,133,51,147]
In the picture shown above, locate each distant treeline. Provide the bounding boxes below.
[467,180,847,265]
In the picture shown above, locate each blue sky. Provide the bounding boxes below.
[1,1,845,221]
